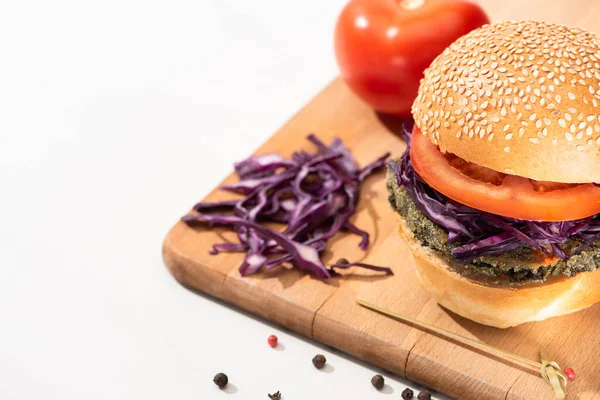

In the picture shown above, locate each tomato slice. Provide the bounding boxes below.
[410,127,600,221]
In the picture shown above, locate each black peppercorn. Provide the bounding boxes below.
[371,374,385,390]
[402,388,414,399]
[312,354,326,369]
[336,258,349,265]
[213,373,228,389]
[417,391,432,400]
[268,391,282,400]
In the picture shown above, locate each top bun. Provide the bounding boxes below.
[412,20,600,183]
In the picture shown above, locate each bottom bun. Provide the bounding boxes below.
[397,215,600,328]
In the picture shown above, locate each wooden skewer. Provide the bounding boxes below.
[356,298,568,399]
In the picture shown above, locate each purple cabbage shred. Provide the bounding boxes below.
[183,135,392,279]
[391,125,600,263]
[329,260,394,277]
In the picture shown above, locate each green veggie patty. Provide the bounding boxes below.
[386,167,600,284]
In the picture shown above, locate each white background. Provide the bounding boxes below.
[0,1,440,398]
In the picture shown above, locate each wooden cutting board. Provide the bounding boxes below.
[163,2,600,398]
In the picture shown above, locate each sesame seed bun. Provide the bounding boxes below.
[397,213,600,328]
[412,20,600,183]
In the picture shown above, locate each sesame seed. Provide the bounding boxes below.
[566,132,574,141]
[504,146,510,152]
[559,119,567,128]
[505,133,513,140]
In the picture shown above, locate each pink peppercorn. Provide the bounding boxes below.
[268,335,278,348]
[564,367,576,381]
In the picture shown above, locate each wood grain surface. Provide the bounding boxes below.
[163,2,600,398]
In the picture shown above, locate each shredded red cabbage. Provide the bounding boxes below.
[183,135,393,279]
[390,125,600,263]
[329,260,394,277]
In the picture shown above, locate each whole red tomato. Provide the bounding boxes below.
[335,0,489,115]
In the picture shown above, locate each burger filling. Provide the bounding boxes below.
[387,127,600,285]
